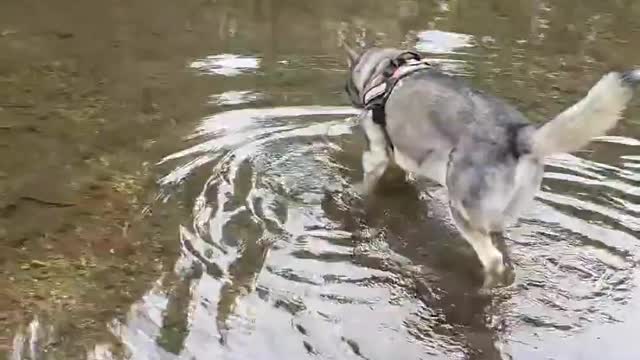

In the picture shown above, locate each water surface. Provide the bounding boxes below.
[2,0,640,359]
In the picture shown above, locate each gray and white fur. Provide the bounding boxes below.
[344,45,640,288]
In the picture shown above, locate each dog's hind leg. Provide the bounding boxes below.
[465,231,506,289]
[450,205,508,288]
[358,113,391,195]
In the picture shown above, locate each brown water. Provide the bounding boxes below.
[2,0,640,359]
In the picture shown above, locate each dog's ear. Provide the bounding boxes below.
[343,43,359,68]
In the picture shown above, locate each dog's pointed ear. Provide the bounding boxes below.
[343,43,359,68]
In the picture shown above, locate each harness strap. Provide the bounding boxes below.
[362,52,431,127]
[357,52,431,153]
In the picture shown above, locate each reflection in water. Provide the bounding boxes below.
[413,29,476,76]
[190,54,261,77]
[100,99,638,358]
[209,91,263,106]
[5,0,640,358]
[415,30,475,54]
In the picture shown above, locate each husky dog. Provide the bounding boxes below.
[344,45,639,288]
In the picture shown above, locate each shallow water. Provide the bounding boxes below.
[2,0,640,359]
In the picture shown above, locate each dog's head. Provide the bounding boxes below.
[343,45,406,108]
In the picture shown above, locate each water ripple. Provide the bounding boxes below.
[103,106,639,359]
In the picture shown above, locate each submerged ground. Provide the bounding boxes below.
[1,0,640,359]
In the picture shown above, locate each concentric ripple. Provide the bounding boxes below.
[89,106,639,359]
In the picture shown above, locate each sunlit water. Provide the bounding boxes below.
[65,44,640,357]
[6,1,640,359]
[87,101,639,359]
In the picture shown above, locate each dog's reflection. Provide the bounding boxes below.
[322,171,511,359]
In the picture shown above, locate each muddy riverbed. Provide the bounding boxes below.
[1,0,640,359]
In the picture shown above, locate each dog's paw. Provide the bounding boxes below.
[482,263,515,290]
[352,181,372,198]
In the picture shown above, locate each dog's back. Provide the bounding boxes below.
[384,70,533,187]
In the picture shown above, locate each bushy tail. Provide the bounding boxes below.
[530,70,640,157]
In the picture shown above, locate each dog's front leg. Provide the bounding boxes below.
[357,114,390,195]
